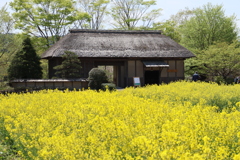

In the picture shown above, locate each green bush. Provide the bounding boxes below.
[215,76,235,85]
[101,83,116,91]
[88,68,108,90]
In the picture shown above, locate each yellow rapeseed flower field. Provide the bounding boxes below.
[0,81,240,159]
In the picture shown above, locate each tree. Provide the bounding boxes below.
[53,51,82,78]
[150,8,194,43]
[140,8,162,29]
[152,20,181,43]
[8,36,43,80]
[10,0,89,48]
[0,4,22,67]
[109,0,161,30]
[74,0,109,29]
[0,4,21,80]
[179,3,238,51]
[0,4,14,37]
[169,8,194,27]
[198,41,240,82]
[176,3,239,79]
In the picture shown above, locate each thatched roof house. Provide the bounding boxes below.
[42,29,195,87]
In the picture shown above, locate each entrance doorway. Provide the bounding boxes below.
[97,65,125,88]
[145,71,159,85]
[98,66,114,82]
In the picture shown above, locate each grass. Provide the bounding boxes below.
[0,144,22,160]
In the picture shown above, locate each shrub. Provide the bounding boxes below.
[88,68,108,90]
[101,83,116,91]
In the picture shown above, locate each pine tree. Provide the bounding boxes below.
[53,51,82,78]
[8,36,42,80]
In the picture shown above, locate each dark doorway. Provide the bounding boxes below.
[145,71,159,85]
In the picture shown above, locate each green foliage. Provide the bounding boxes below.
[184,48,204,78]
[0,81,13,91]
[30,36,51,55]
[0,34,23,81]
[8,36,43,80]
[141,8,162,29]
[0,34,23,63]
[40,60,49,79]
[198,41,240,82]
[10,0,89,47]
[0,4,13,34]
[152,20,181,43]
[97,66,114,82]
[88,68,108,90]
[169,8,194,26]
[179,3,238,50]
[177,3,239,81]
[101,83,116,91]
[75,0,109,29]
[0,118,21,159]
[30,36,54,79]
[0,4,23,81]
[53,51,82,78]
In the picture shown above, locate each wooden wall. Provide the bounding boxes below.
[48,58,185,87]
[10,79,89,90]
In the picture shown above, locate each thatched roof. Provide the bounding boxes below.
[41,29,195,59]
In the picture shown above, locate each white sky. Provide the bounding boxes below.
[1,0,240,28]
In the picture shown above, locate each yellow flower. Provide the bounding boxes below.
[0,81,240,159]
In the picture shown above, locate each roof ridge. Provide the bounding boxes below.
[69,29,162,34]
